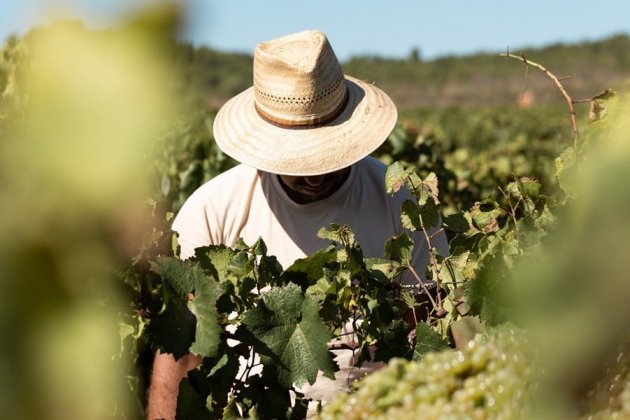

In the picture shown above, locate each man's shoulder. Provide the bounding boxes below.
[205,163,258,186]
[361,156,388,174]
[175,164,259,219]
[191,164,259,198]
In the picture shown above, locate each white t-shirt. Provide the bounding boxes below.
[174,156,446,282]
[172,156,448,403]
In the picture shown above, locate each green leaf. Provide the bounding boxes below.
[305,277,333,303]
[242,283,336,387]
[290,396,310,420]
[385,161,407,194]
[384,233,414,264]
[535,204,556,231]
[373,319,412,362]
[252,385,291,420]
[188,277,222,358]
[283,247,336,288]
[257,254,284,288]
[404,170,424,200]
[464,255,507,326]
[150,297,196,360]
[228,251,253,276]
[420,197,440,229]
[413,323,449,360]
[519,177,541,199]
[400,199,422,231]
[150,257,204,298]
[317,223,356,246]
[443,212,470,233]
[365,257,401,280]
[555,147,578,198]
[194,245,234,281]
[252,237,268,256]
[470,201,502,233]
[208,354,229,377]
[176,378,210,420]
[589,89,617,122]
[192,345,241,415]
[440,251,470,284]
[421,172,440,205]
[222,397,241,420]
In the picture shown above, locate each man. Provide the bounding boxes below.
[147,29,448,419]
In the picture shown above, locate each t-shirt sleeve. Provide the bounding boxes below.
[171,193,215,260]
[170,165,258,260]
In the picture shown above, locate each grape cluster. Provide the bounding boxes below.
[319,327,533,420]
[583,341,630,419]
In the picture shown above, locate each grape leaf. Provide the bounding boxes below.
[555,146,578,198]
[400,199,422,231]
[365,257,401,280]
[470,201,502,233]
[222,397,241,420]
[194,244,233,281]
[176,378,211,420]
[420,197,440,229]
[283,246,336,288]
[385,161,407,194]
[373,319,412,362]
[150,297,196,360]
[317,223,355,246]
[228,251,253,276]
[421,172,440,205]
[439,252,470,285]
[443,212,470,233]
[150,257,204,298]
[242,283,336,387]
[188,276,222,358]
[384,233,414,264]
[413,323,449,360]
[519,177,541,199]
[464,255,507,326]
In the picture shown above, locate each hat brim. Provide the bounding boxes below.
[212,76,397,176]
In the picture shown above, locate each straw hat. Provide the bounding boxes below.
[213,29,398,176]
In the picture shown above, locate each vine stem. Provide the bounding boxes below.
[500,52,579,149]
[407,264,439,310]
[406,175,444,312]
[498,186,521,238]
[419,219,443,310]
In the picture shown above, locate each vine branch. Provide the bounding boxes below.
[500,52,579,149]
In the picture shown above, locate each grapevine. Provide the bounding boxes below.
[1,17,629,420]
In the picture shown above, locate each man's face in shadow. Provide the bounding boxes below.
[278,167,351,204]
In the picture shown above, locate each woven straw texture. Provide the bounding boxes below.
[213,30,397,176]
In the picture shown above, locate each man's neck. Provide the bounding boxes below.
[277,167,351,204]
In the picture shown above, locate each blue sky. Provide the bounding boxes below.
[2,0,630,60]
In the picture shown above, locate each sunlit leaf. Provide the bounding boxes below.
[413,323,449,360]
[242,284,336,387]
[385,161,407,194]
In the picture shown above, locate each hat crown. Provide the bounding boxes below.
[253,30,347,126]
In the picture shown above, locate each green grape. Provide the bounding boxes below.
[583,341,630,419]
[319,326,534,420]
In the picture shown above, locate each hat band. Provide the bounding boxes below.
[254,86,349,128]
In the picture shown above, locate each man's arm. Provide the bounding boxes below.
[146,351,202,420]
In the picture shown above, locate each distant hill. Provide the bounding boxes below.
[176,34,630,110]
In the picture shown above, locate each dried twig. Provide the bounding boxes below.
[500,52,579,149]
